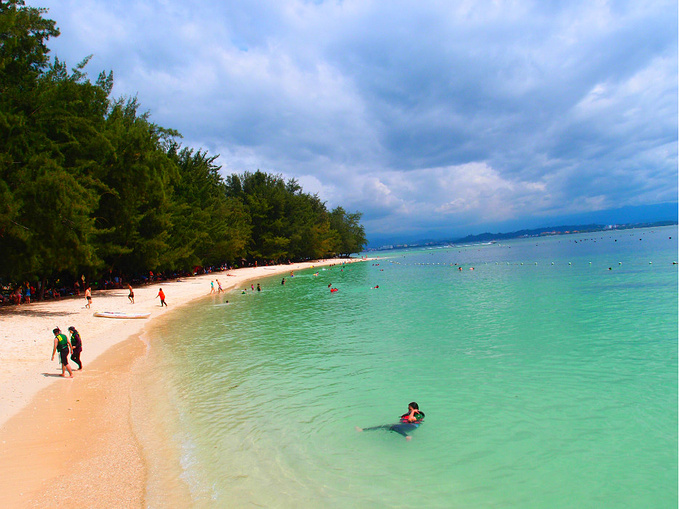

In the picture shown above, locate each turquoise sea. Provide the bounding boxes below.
[132,226,678,508]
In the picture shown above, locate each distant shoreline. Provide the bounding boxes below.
[368,221,678,252]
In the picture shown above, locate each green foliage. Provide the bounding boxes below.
[329,207,367,257]
[165,145,251,269]
[92,97,179,273]
[0,2,366,286]
[0,0,59,93]
[224,170,365,262]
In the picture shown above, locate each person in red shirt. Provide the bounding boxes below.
[156,288,167,307]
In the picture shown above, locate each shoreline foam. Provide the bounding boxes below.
[0,258,366,506]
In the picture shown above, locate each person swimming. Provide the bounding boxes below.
[356,402,425,440]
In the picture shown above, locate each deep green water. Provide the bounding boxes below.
[136,226,678,508]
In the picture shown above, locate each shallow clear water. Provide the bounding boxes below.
[137,226,678,508]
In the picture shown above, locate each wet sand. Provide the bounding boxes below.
[0,335,146,507]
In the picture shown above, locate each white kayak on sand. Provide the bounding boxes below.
[93,311,151,319]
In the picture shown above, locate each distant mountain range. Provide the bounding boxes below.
[367,220,678,251]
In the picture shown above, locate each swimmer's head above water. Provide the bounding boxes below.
[356,402,425,440]
[401,402,425,424]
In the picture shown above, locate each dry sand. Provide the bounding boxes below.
[0,258,363,507]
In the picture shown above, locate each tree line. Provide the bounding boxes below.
[0,1,366,295]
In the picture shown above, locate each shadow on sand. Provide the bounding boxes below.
[0,308,80,318]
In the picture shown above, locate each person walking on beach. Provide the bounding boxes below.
[85,287,92,308]
[210,280,215,294]
[68,326,83,370]
[127,284,135,304]
[51,328,74,378]
[217,280,224,293]
[156,288,167,306]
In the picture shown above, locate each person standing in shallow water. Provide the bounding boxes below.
[51,327,73,378]
[68,326,83,370]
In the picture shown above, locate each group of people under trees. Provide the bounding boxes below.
[2,271,177,307]
[0,282,91,306]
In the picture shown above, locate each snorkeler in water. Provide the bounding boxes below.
[356,402,425,440]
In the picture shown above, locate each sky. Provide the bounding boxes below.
[28,0,678,245]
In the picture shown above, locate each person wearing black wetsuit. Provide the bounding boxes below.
[68,326,83,370]
[357,402,425,439]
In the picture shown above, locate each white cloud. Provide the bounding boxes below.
[28,0,678,240]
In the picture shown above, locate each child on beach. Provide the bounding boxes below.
[85,287,92,308]
[127,284,134,304]
[51,328,73,378]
